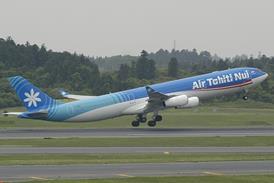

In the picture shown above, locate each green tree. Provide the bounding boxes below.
[168,57,179,78]
[136,50,156,79]
[118,64,130,80]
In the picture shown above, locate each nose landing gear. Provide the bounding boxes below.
[242,89,249,101]
[243,96,248,100]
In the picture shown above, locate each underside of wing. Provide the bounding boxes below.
[142,86,197,113]
[143,86,172,113]
[145,86,170,102]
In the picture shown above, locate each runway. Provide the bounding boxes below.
[2,146,274,154]
[1,127,274,139]
[1,161,274,182]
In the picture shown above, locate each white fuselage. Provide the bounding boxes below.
[65,73,266,122]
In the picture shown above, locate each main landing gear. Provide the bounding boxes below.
[131,114,162,127]
[147,115,162,127]
[131,114,147,127]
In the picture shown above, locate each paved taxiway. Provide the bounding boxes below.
[1,161,274,181]
[2,146,274,154]
[1,127,274,139]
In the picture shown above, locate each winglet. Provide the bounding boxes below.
[145,86,156,96]
[145,86,169,101]
[59,89,69,97]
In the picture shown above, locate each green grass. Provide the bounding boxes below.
[1,102,274,129]
[1,136,274,147]
[23,175,274,183]
[1,153,274,165]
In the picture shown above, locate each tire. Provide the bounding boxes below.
[131,121,140,127]
[148,120,156,127]
[155,115,162,121]
[140,117,147,123]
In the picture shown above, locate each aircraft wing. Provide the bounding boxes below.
[123,86,171,114]
[2,112,23,116]
[145,86,170,102]
[143,86,174,113]
[59,89,97,100]
[3,110,48,119]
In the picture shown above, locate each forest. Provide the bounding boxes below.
[0,37,273,108]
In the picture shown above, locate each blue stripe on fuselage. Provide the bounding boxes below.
[48,67,262,121]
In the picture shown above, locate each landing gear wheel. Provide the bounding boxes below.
[131,120,140,127]
[243,96,248,100]
[154,115,162,122]
[137,114,147,123]
[148,120,156,127]
[140,117,147,123]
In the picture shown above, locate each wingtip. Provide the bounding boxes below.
[7,76,23,82]
[145,86,154,93]
[59,89,69,96]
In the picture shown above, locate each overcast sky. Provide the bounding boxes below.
[0,0,273,57]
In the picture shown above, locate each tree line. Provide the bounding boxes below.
[0,37,273,108]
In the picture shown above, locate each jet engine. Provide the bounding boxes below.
[175,97,199,109]
[164,95,188,107]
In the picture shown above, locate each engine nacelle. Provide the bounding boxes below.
[175,97,199,109]
[164,95,188,107]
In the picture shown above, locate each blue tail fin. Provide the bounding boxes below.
[8,76,58,112]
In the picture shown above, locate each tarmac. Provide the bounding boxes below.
[1,146,274,154]
[1,127,274,139]
[1,161,274,182]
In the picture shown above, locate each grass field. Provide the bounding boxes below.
[22,175,274,183]
[1,102,274,183]
[1,101,274,129]
[1,136,274,147]
[1,153,274,165]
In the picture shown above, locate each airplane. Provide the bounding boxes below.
[3,67,268,127]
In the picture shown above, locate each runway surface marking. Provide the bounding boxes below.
[116,174,135,178]
[1,147,274,154]
[1,161,274,181]
[29,176,50,181]
[2,127,274,138]
[203,171,223,176]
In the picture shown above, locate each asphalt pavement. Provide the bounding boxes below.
[1,127,274,139]
[1,146,274,154]
[1,161,274,182]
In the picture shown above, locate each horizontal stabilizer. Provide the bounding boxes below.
[3,110,48,119]
[59,89,97,100]
[2,112,23,116]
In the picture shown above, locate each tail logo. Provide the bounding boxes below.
[23,89,41,107]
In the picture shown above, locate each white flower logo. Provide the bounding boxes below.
[23,89,41,107]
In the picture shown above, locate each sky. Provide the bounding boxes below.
[0,0,273,57]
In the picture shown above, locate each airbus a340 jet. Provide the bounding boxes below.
[4,67,268,127]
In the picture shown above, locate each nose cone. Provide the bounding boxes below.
[250,69,269,86]
[263,72,269,81]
